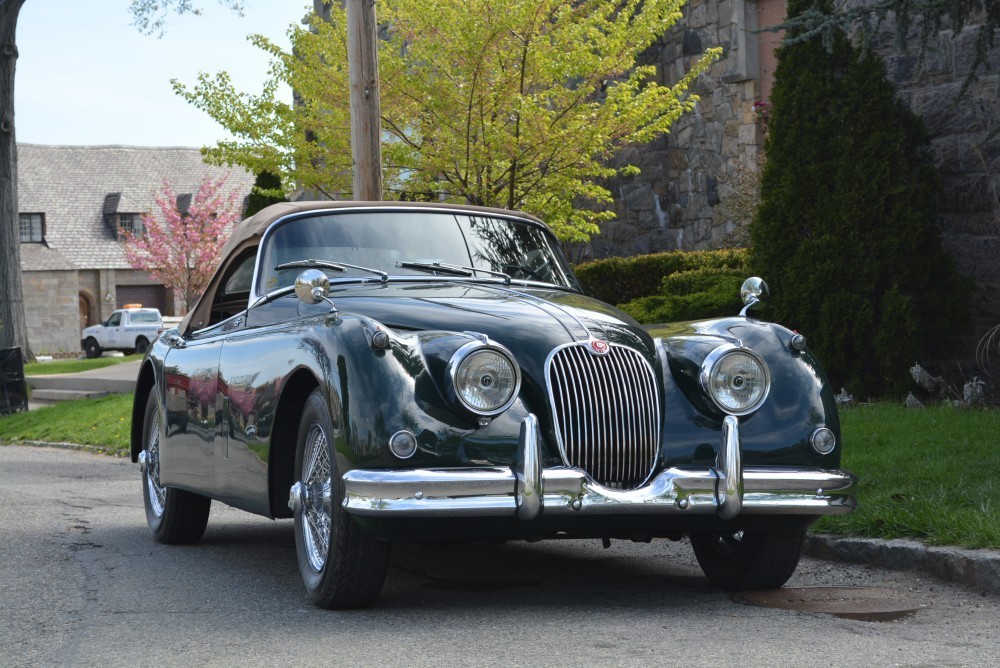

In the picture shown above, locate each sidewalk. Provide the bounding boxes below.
[26,360,140,405]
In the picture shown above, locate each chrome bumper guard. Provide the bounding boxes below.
[342,414,857,521]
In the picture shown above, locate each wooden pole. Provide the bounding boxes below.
[346,0,382,201]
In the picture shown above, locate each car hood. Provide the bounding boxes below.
[333,282,656,362]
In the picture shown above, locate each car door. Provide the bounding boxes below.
[212,249,277,515]
[159,324,225,494]
[103,311,123,348]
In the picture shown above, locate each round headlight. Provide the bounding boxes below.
[700,345,770,415]
[450,345,520,416]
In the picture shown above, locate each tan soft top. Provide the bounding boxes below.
[178,200,545,334]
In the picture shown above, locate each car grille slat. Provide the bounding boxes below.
[547,343,661,490]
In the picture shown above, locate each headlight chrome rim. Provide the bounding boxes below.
[699,344,770,416]
[447,339,521,417]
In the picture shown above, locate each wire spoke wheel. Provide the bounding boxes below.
[301,424,333,572]
[144,408,166,518]
[140,392,210,545]
[292,389,390,609]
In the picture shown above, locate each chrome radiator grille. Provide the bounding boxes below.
[546,343,661,489]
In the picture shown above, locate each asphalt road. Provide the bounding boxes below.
[1,445,998,667]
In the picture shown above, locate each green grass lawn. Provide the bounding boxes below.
[24,354,142,376]
[0,394,133,454]
[814,403,1000,549]
[1,398,998,549]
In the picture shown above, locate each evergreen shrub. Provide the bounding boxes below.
[750,0,969,398]
[245,171,288,217]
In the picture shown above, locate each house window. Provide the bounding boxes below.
[19,213,44,243]
[117,213,144,239]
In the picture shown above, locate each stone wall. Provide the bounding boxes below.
[22,270,81,358]
[584,1,999,362]
[881,24,1000,349]
[582,0,766,260]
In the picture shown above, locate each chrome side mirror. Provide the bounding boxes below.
[739,277,769,317]
[294,269,334,309]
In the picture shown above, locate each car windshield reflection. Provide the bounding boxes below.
[257,211,580,294]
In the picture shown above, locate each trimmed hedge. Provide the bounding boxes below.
[574,248,748,305]
[572,248,750,324]
[619,268,747,324]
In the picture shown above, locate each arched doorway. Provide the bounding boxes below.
[79,292,94,332]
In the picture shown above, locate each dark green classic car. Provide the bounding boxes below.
[131,201,856,609]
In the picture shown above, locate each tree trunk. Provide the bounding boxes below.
[0,0,30,362]
[346,0,382,201]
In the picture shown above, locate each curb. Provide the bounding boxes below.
[0,440,129,457]
[805,533,1000,595]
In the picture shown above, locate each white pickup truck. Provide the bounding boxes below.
[81,307,164,358]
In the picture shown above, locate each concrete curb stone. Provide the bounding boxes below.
[806,533,1000,595]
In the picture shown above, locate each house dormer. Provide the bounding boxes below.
[103,192,145,239]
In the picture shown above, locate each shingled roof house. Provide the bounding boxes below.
[17,144,254,358]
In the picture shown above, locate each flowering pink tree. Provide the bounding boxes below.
[124,176,243,314]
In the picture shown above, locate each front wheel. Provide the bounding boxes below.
[290,389,389,609]
[690,528,805,590]
[84,338,102,359]
[140,392,211,544]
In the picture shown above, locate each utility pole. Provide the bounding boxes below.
[346,0,382,201]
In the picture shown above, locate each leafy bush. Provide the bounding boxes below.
[575,248,748,305]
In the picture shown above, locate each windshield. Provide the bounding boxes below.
[257,210,580,294]
[130,310,161,324]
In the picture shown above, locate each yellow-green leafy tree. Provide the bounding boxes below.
[175,0,719,242]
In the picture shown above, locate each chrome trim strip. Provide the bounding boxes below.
[341,465,857,518]
[717,415,743,520]
[514,415,542,520]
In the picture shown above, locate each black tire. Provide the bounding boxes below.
[135,337,150,355]
[690,528,805,590]
[84,337,102,359]
[140,392,211,544]
[291,389,389,609]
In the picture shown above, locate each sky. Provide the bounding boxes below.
[14,1,308,148]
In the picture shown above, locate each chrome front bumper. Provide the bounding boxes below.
[342,414,857,521]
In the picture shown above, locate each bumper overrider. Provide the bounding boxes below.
[340,415,857,521]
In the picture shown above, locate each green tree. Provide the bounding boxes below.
[751,0,968,398]
[245,170,287,217]
[174,0,720,242]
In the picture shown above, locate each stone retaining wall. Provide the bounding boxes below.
[585,2,999,363]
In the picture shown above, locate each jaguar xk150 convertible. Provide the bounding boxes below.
[131,201,855,608]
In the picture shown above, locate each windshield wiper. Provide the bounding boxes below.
[397,261,510,285]
[276,259,388,282]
